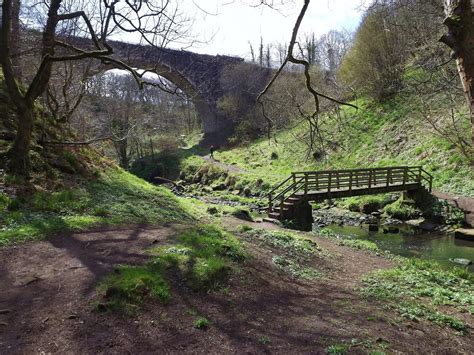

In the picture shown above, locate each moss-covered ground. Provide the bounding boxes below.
[0,167,203,246]
[98,224,245,314]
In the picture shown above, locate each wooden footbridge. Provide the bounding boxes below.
[268,166,433,221]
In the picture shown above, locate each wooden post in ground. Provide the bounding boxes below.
[304,173,308,196]
[280,196,284,216]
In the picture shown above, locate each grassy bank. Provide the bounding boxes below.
[363,259,473,333]
[318,227,473,333]
[202,96,473,197]
[0,167,201,246]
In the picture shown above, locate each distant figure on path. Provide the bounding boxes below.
[210,144,215,159]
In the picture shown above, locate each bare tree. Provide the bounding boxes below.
[249,41,256,62]
[256,0,356,152]
[45,60,92,126]
[441,0,474,163]
[0,0,189,178]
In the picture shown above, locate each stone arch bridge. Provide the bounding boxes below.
[108,40,268,143]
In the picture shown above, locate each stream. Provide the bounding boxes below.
[175,184,474,272]
[313,209,474,272]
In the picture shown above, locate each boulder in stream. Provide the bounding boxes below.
[406,218,425,227]
[454,228,474,241]
[368,224,379,232]
[449,258,472,266]
[419,221,439,232]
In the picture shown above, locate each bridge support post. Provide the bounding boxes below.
[283,198,313,232]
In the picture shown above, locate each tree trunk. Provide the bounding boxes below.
[441,0,474,165]
[7,100,35,176]
[11,0,22,81]
[1,0,61,178]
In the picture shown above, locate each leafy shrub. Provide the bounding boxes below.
[383,198,419,220]
[0,193,11,211]
[194,317,210,329]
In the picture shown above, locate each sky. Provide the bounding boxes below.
[177,0,369,58]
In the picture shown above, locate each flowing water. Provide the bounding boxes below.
[318,223,474,272]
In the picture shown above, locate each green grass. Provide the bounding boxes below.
[150,224,245,291]
[271,255,322,279]
[177,93,473,197]
[396,302,467,332]
[97,265,171,314]
[362,259,473,333]
[98,224,245,313]
[0,167,200,246]
[317,228,379,252]
[337,238,379,252]
[243,229,322,279]
[244,229,320,257]
[193,317,210,329]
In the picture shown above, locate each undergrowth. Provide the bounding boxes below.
[243,229,322,279]
[383,197,420,220]
[98,224,245,314]
[362,259,474,333]
[317,228,379,252]
[0,167,201,246]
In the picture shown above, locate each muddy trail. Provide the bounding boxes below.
[0,217,473,354]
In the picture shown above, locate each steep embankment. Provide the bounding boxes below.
[209,95,473,197]
[0,72,202,247]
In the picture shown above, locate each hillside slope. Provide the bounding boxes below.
[211,95,473,197]
[0,73,201,246]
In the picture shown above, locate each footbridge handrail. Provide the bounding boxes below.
[268,166,433,213]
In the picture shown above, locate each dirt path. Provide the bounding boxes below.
[201,155,246,174]
[0,219,473,354]
[433,190,474,226]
